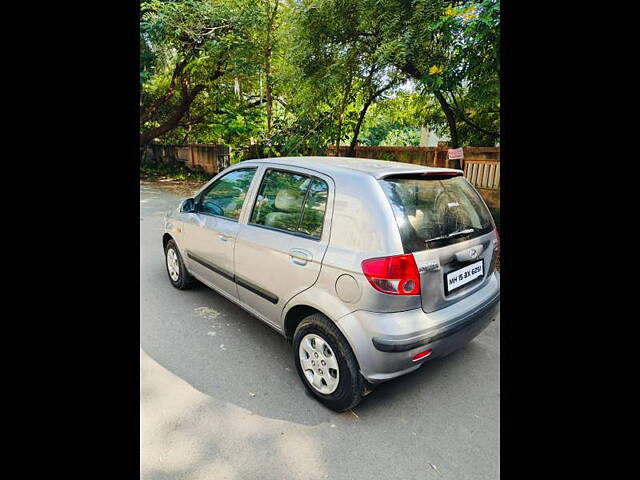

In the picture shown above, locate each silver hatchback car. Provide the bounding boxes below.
[163,156,500,411]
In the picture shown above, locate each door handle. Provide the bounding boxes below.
[289,249,311,266]
[218,233,232,242]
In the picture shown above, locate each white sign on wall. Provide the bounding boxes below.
[447,148,464,160]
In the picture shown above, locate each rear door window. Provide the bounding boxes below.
[380,175,494,253]
[250,169,328,239]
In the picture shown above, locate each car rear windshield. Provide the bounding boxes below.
[380,174,495,253]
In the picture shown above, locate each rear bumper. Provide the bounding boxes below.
[372,292,499,352]
[338,272,500,383]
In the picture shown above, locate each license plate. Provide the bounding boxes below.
[445,260,484,294]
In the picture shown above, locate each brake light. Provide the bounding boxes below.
[422,170,462,177]
[361,254,421,295]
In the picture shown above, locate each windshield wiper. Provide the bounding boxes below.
[426,228,476,244]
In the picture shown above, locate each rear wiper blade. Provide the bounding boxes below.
[426,228,476,244]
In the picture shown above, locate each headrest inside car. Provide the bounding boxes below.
[275,188,304,212]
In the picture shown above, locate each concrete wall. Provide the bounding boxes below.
[143,143,230,175]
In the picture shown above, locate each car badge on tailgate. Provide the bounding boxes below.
[418,261,440,273]
[455,244,485,262]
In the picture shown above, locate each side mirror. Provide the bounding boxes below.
[181,198,196,213]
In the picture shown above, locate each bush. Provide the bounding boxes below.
[140,158,210,183]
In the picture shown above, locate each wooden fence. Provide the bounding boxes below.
[142,142,499,208]
[142,143,230,175]
[463,158,500,209]
[328,145,500,209]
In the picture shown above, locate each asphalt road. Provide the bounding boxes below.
[140,184,500,480]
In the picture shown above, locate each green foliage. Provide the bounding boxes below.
[140,0,268,145]
[140,0,500,163]
[360,91,446,145]
[277,0,405,151]
[140,156,210,182]
[380,0,500,146]
[380,127,421,146]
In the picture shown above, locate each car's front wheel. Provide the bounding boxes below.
[164,239,194,290]
[293,313,364,412]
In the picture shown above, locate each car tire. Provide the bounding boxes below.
[293,313,364,412]
[164,239,194,290]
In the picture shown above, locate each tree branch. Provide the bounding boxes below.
[346,80,396,156]
[140,83,206,147]
[449,92,499,138]
[433,90,459,148]
[140,58,189,125]
[244,95,288,109]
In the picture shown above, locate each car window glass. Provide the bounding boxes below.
[250,170,310,233]
[298,179,328,238]
[380,175,494,252]
[197,168,257,220]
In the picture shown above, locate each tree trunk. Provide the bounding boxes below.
[335,115,342,156]
[181,122,192,144]
[264,1,278,137]
[140,84,205,147]
[265,64,273,135]
[399,62,460,149]
[140,59,188,126]
[449,92,499,138]
[434,90,459,148]
[346,81,392,157]
[346,99,373,157]
[334,75,354,156]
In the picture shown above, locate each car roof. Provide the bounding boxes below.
[242,156,461,180]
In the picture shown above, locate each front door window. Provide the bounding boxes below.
[197,168,257,220]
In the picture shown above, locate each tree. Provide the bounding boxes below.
[262,0,280,136]
[286,0,402,156]
[360,91,446,146]
[383,0,500,147]
[139,0,500,155]
[140,0,263,147]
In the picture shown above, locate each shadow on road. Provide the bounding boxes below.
[141,270,496,426]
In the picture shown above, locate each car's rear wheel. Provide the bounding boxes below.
[293,313,364,412]
[164,239,194,290]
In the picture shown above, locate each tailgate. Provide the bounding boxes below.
[377,172,499,313]
[413,231,498,313]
